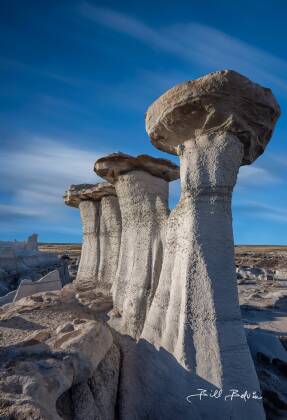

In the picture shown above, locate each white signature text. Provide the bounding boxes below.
[186,389,263,403]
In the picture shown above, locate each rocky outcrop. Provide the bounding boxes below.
[0,233,38,253]
[0,234,67,298]
[247,330,287,420]
[235,247,287,271]
[64,183,121,295]
[240,281,287,420]
[0,270,63,306]
[0,286,120,420]
[14,269,62,301]
[118,70,280,419]
[95,153,179,338]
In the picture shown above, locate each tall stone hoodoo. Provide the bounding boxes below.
[97,188,122,294]
[64,182,121,294]
[121,71,280,420]
[95,153,179,338]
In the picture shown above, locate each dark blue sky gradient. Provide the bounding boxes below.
[0,0,286,243]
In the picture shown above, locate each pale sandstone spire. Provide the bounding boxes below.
[120,70,280,420]
[64,182,121,294]
[95,153,179,338]
[97,193,122,294]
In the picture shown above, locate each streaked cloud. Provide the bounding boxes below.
[97,69,190,112]
[234,200,287,224]
[0,136,106,237]
[80,4,287,94]
[80,3,168,49]
[237,165,281,187]
[0,56,83,87]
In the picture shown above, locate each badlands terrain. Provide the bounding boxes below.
[0,244,286,419]
[44,244,287,419]
[0,70,286,419]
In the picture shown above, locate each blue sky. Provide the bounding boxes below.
[0,0,286,244]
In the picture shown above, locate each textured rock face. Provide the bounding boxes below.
[95,152,180,182]
[97,195,122,295]
[0,286,120,420]
[64,183,121,294]
[112,171,168,337]
[57,343,120,420]
[119,71,280,419]
[63,183,116,208]
[240,283,287,419]
[95,153,179,338]
[76,200,100,291]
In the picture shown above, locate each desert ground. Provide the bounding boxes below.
[1,243,286,419]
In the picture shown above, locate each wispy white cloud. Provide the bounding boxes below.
[80,3,168,49]
[97,69,190,111]
[0,56,83,87]
[234,200,287,223]
[237,165,281,187]
[80,4,287,93]
[0,204,42,218]
[0,137,107,236]
[165,23,287,92]
[34,94,94,117]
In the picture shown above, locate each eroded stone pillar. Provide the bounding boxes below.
[122,71,280,419]
[95,153,179,338]
[64,183,121,294]
[97,194,122,295]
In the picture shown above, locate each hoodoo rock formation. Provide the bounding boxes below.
[97,192,122,295]
[2,70,283,420]
[95,153,179,338]
[64,182,121,294]
[120,70,280,419]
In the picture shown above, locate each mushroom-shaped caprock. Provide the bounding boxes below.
[94,152,179,183]
[63,181,121,295]
[94,152,179,339]
[63,182,116,208]
[145,70,280,164]
[122,71,281,419]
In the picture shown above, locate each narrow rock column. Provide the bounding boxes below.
[97,194,122,295]
[95,153,179,338]
[64,183,121,294]
[77,200,99,291]
[127,71,280,419]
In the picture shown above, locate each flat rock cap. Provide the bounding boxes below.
[94,152,179,182]
[64,182,116,208]
[146,70,280,165]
